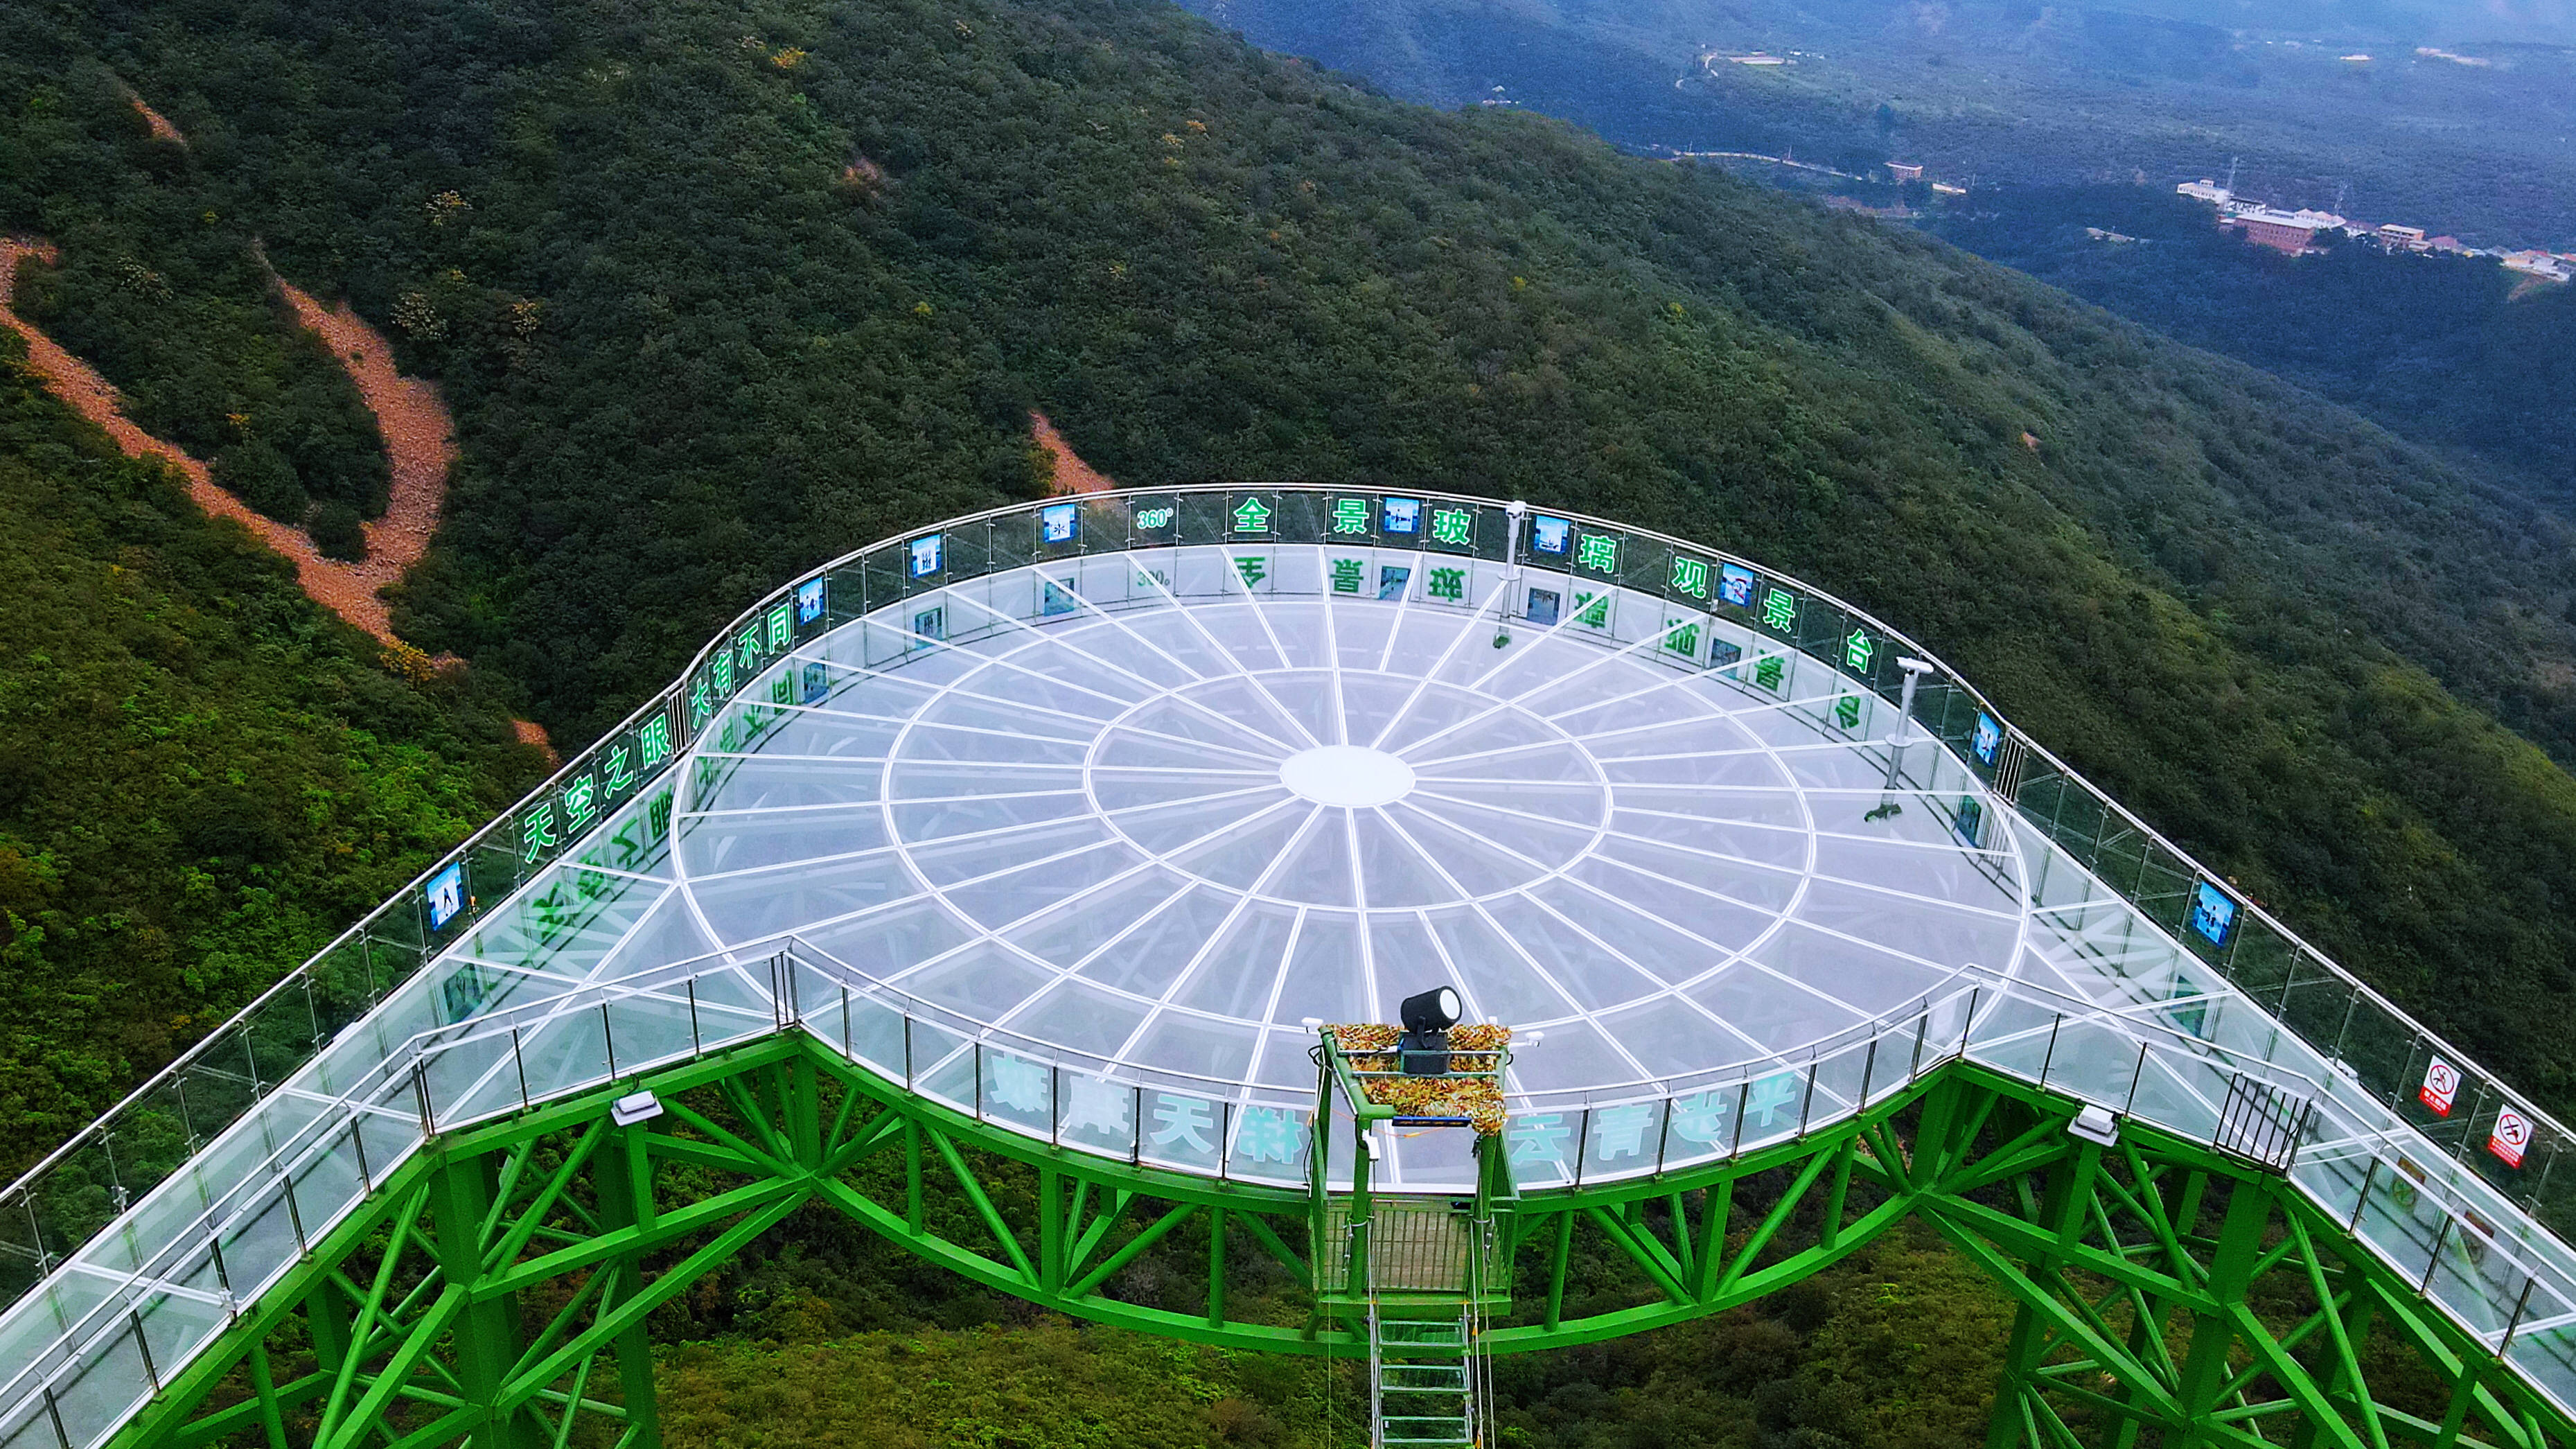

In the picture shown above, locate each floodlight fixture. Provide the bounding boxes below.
[1400,987,1462,1035]
[1397,986,1461,1076]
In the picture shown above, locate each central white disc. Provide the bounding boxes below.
[1278,744,1418,807]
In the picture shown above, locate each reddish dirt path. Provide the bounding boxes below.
[1,237,418,642]
[127,95,186,145]
[274,281,455,613]
[1032,410,1118,494]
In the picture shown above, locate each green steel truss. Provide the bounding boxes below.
[105,1038,2575,1449]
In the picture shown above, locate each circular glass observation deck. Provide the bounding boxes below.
[414,491,2063,1190]
[670,559,2017,1103]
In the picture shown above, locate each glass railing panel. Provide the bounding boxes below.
[0,1399,55,1449]
[509,1010,610,1112]
[2124,1047,2230,1145]
[908,1019,976,1118]
[683,965,777,1053]
[28,1141,127,1283]
[1734,1066,1812,1155]
[603,990,701,1081]
[132,1281,226,1408]
[2288,1130,2381,1229]
[2337,1004,2421,1116]
[114,1156,221,1279]
[2220,920,2298,1016]
[210,1177,299,1311]
[839,994,910,1083]
[2525,1133,2576,1242]
[1576,1098,1668,1183]
[419,1026,522,1129]
[1966,994,2061,1082]
[50,1321,151,1449]
[2423,1221,2522,1339]
[2278,972,2356,1069]
[2350,1163,2446,1288]
[1137,1086,1226,1175]
[285,1122,369,1248]
[976,1050,1055,1141]
[1503,1103,1581,1188]
[2036,1017,2148,1112]
[1055,1066,1140,1160]
[351,1105,423,1197]
[109,1083,200,1206]
[1222,1102,1309,1186]
[2507,1321,2576,1422]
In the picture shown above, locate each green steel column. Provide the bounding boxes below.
[305,1279,353,1400]
[243,1341,290,1449]
[429,1151,536,1449]
[2286,1272,2377,1449]
[596,1120,664,1449]
[1208,1206,1228,1328]
[1981,1132,2103,1449]
[2170,1178,2275,1449]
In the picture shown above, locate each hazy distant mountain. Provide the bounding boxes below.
[1185,0,2576,243]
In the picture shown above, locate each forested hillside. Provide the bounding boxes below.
[0,328,539,1166]
[1930,186,2576,500]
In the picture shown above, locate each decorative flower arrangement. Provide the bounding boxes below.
[1325,1023,1512,1135]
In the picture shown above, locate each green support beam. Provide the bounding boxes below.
[91,1043,2576,1449]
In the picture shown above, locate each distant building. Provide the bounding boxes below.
[2378,223,2428,250]
[2430,236,2467,253]
[2085,227,2141,243]
[1726,52,1789,66]
[2177,179,2232,205]
[1888,161,1925,182]
[1931,181,1968,196]
[2222,207,2329,255]
[2503,251,2573,282]
[2340,53,2372,62]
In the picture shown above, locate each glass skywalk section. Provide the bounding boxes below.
[5,488,2575,1448]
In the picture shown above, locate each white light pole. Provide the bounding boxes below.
[1494,500,1528,649]
[1883,656,1937,798]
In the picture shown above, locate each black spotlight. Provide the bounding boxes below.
[1397,986,1462,1075]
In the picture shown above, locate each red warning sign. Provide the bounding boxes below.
[2419,1059,2460,1117]
[2489,1109,2533,1169]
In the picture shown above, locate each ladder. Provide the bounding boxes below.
[1361,1204,1497,1449]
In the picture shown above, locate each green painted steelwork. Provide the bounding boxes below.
[92,1035,2576,1449]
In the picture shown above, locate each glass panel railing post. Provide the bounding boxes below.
[600,1004,618,1082]
[411,1060,434,1138]
[511,1028,530,1112]
[2124,1042,2150,1114]
[2038,1015,2063,1089]
[687,978,702,1055]
[2503,1277,2539,1353]
[279,1168,306,1258]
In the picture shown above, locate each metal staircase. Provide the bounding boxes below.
[1356,1197,1497,1449]
[1370,1310,1475,1449]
